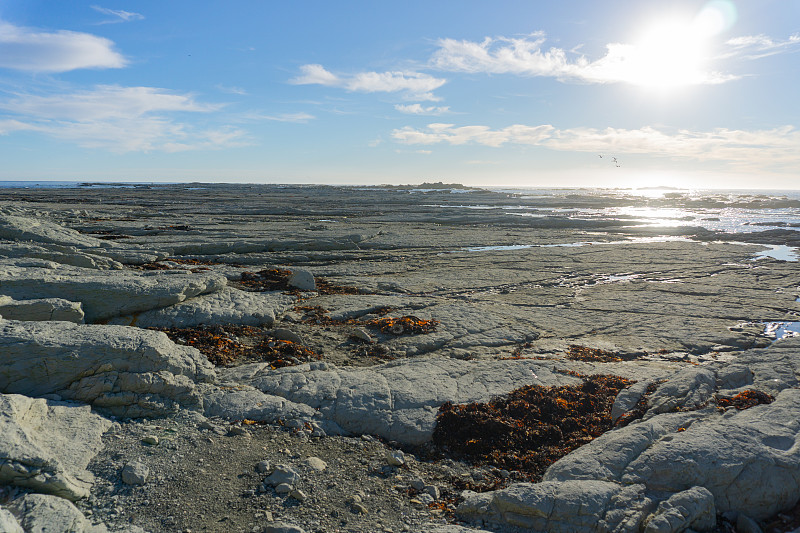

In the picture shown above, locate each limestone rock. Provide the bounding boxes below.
[7,493,108,533]
[643,486,716,533]
[0,394,111,501]
[0,263,227,323]
[288,268,316,291]
[108,287,295,328]
[0,507,23,533]
[457,481,653,532]
[644,366,716,418]
[545,387,800,520]
[0,320,215,417]
[0,214,107,249]
[0,295,84,323]
[222,356,579,445]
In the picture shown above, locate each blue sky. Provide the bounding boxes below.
[0,1,798,188]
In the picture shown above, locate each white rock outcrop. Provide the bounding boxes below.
[6,493,109,532]
[218,357,579,445]
[0,319,215,417]
[108,287,295,328]
[0,263,227,323]
[0,394,111,501]
[0,295,84,323]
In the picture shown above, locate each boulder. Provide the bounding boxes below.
[0,263,227,323]
[0,394,111,500]
[108,287,295,328]
[0,319,215,417]
[287,269,316,291]
[0,295,84,323]
[6,493,108,532]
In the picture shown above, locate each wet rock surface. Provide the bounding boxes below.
[1,184,800,532]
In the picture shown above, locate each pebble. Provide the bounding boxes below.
[385,450,405,467]
[289,488,307,501]
[228,426,250,437]
[141,435,159,446]
[304,456,327,471]
[264,522,306,533]
[121,461,149,486]
[423,485,440,500]
[256,460,271,473]
[275,483,293,494]
[409,478,425,491]
[265,464,300,487]
[352,502,368,515]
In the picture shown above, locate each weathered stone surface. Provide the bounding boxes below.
[222,357,579,445]
[108,287,295,328]
[0,507,24,533]
[545,387,800,520]
[0,242,123,270]
[643,486,716,533]
[0,264,227,323]
[0,295,84,323]
[201,384,321,427]
[643,366,716,419]
[7,493,108,532]
[0,394,111,500]
[0,319,215,417]
[457,481,654,532]
[0,214,107,249]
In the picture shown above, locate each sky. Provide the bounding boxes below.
[0,1,798,189]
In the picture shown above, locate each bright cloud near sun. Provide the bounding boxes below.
[429,1,752,90]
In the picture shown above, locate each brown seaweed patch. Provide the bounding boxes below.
[432,374,633,482]
[717,389,775,410]
[151,325,319,368]
[366,316,439,335]
[566,345,625,362]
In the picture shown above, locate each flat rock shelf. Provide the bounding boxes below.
[1,183,800,533]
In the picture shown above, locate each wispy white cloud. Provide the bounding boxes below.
[0,85,245,152]
[0,20,126,72]
[216,85,248,95]
[291,64,446,101]
[242,112,315,123]
[392,122,800,167]
[394,103,450,115]
[393,123,555,147]
[430,33,735,86]
[724,33,800,59]
[90,5,144,24]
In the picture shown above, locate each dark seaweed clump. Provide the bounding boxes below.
[433,374,633,482]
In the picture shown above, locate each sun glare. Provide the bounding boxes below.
[622,0,737,90]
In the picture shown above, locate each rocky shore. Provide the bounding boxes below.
[1,184,799,533]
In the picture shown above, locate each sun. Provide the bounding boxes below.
[619,1,737,90]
